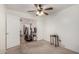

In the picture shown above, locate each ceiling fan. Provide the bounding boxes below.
[27,4,53,16]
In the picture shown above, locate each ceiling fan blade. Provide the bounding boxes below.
[44,12,48,15]
[34,4,38,8]
[27,10,35,12]
[39,4,42,8]
[45,7,53,10]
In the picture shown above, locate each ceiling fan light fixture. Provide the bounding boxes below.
[28,4,53,16]
[36,11,44,16]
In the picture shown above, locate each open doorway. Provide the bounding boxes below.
[20,18,37,53]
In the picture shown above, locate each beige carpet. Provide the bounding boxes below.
[6,39,77,54]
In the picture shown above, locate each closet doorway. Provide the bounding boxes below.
[20,18,37,45]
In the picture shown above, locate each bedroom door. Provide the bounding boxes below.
[7,13,20,49]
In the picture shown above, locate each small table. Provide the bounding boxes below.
[50,35,59,47]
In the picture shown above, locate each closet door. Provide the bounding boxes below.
[7,13,20,49]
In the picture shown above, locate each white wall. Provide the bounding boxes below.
[0,5,6,53]
[43,5,79,53]
[36,17,46,40]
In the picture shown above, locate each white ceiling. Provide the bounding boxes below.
[5,4,74,15]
